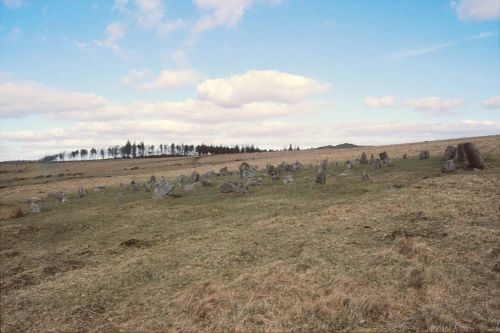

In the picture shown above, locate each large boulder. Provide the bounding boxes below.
[266,164,277,176]
[316,159,328,184]
[379,151,393,166]
[463,142,485,169]
[152,179,175,200]
[456,143,466,163]
[218,179,249,193]
[239,162,257,179]
[360,152,368,164]
[372,158,382,169]
[443,145,457,160]
[346,161,354,170]
[419,150,430,160]
[441,160,456,173]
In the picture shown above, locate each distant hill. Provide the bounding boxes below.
[316,143,362,149]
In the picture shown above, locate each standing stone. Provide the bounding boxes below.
[239,162,250,178]
[152,179,175,200]
[463,142,485,169]
[372,158,382,169]
[291,161,303,172]
[361,171,371,182]
[283,175,294,184]
[178,175,190,184]
[218,179,249,193]
[419,150,430,160]
[379,151,393,166]
[347,161,354,170]
[360,152,368,164]
[456,143,466,163]
[189,171,200,183]
[150,175,157,183]
[316,159,328,184]
[403,154,408,160]
[443,146,457,160]
[266,164,277,176]
[77,186,87,198]
[441,160,456,173]
[370,154,374,164]
[219,166,230,176]
[30,202,42,213]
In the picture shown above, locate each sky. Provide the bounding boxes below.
[0,0,499,161]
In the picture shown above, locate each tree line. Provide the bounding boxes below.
[39,140,300,162]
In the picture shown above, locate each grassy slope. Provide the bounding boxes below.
[1,149,500,331]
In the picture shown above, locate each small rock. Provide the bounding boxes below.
[361,171,371,182]
[178,175,190,184]
[283,175,294,184]
[30,202,41,213]
[441,159,456,173]
[48,191,68,202]
[218,179,249,193]
[77,186,87,198]
[219,166,230,176]
[184,184,195,192]
[203,171,216,177]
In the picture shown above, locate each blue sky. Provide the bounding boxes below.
[0,0,499,160]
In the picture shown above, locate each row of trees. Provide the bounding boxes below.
[40,140,300,162]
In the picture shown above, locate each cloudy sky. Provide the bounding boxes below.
[0,0,499,161]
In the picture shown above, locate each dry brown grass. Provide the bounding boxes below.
[0,135,499,332]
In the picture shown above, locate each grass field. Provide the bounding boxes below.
[1,135,499,332]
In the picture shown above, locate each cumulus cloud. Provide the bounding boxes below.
[404,97,466,115]
[2,0,23,9]
[482,95,500,109]
[197,70,330,107]
[94,22,128,59]
[364,96,398,108]
[452,0,500,21]
[141,69,201,90]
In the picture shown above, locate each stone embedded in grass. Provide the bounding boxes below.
[361,171,371,182]
[463,142,485,170]
[247,177,264,186]
[360,152,368,164]
[202,180,213,186]
[283,175,294,184]
[178,175,190,185]
[77,186,87,198]
[184,184,195,192]
[218,179,249,193]
[152,179,175,200]
[189,171,200,183]
[441,160,456,173]
[372,158,382,169]
[316,159,328,184]
[219,166,230,176]
[203,171,216,177]
[443,145,457,160]
[419,150,430,160]
[48,191,69,202]
[30,202,41,213]
[239,162,257,180]
[26,196,42,204]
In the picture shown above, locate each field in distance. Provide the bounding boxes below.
[1,135,499,332]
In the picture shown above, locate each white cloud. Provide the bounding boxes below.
[391,42,454,61]
[482,95,500,109]
[94,22,128,59]
[189,0,282,43]
[405,97,466,115]
[141,69,201,90]
[453,0,500,21]
[120,69,150,86]
[364,96,398,108]
[468,31,495,40]
[197,70,330,107]
[2,0,23,9]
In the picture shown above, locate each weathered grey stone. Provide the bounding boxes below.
[150,175,157,183]
[152,179,175,200]
[346,161,354,170]
[48,191,68,202]
[316,159,328,184]
[203,171,216,177]
[218,179,249,193]
[372,158,382,169]
[283,175,294,184]
[77,186,87,198]
[419,150,430,160]
[239,162,257,179]
[291,161,303,172]
[202,180,213,186]
[247,177,264,186]
[184,184,195,192]
[369,154,374,164]
[443,145,457,160]
[266,164,277,176]
[463,142,485,169]
[189,171,200,183]
[441,160,456,173]
[360,152,368,164]
[379,152,393,166]
[361,171,371,182]
[178,175,190,184]
[27,195,42,203]
[30,202,41,213]
[219,166,230,176]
